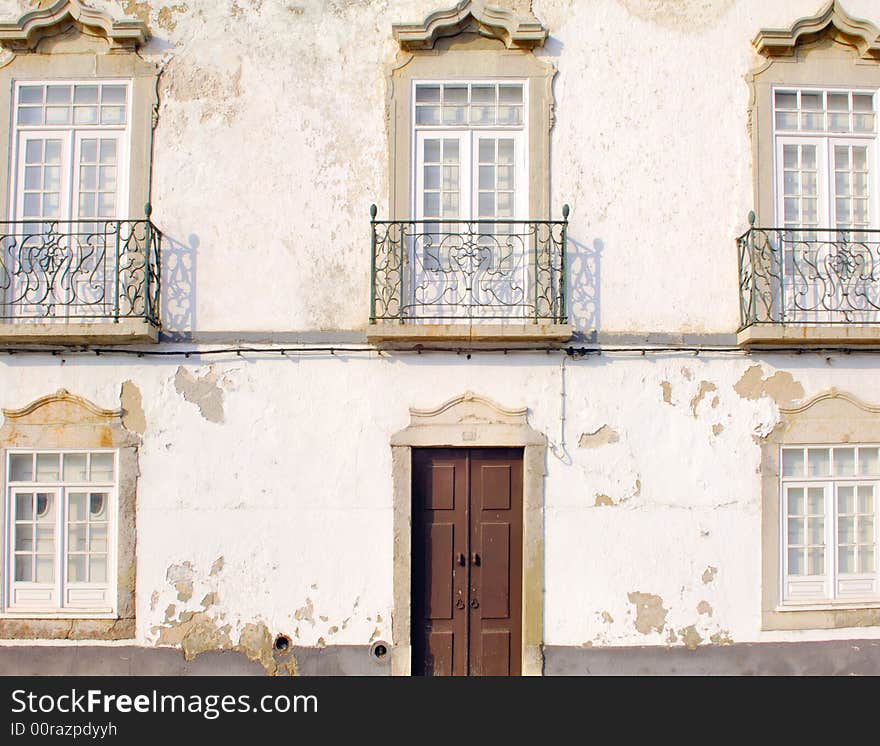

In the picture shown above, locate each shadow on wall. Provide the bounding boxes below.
[567,235,601,338]
[160,233,198,340]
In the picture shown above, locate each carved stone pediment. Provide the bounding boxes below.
[0,0,149,53]
[753,1,880,59]
[392,0,548,50]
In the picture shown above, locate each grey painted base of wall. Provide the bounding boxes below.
[544,640,880,675]
[0,645,390,676]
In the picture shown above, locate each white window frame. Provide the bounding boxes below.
[410,79,529,221]
[779,443,880,610]
[2,448,118,619]
[771,85,880,229]
[8,79,133,223]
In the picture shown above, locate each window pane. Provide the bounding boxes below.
[423,139,440,163]
[858,485,874,514]
[35,454,59,481]
[62,453,88,482]
[45,106,70,125]
[74,85,98,104]
[858,516,874,544]
[839,516,855,543]
[68,555,86,583]
[11,454,33,482]
[808,548,824,575]
[35,493,53,520]
[424,165,440,190]
[788,517,804,544]
[788,548,804,575]
[101,85,126,105]
[807,486,825,514]
[17,107,41,125]
[861,548,875,573]
[415,106,440,125]
[499,85,523,104]
[35,555,53,583]
[90,524,107,552]
[807,448,830,476]
[19,86,42,104]
[775,91,797,109]
[471,85,495,104]
[479,139,495,163]
[782,449,804,477]
[89,555,107,583]
[68,524,87,552]
[15,492,32,520]
[415,85,440,103]
[101,106,125,125]
[839,485,855,514]
[15,524,32,551]
[787,486,804,515]
[442,139,458,163]
[839,546,854,573]
[808,518,824,545]
[74,106,98,125]
[68,492,87,522]
[35,524,53,553]
[834,448,856,476]
[828,93,848,111]
[15,555,32,581]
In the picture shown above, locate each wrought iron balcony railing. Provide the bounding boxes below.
[370,206,569,324]
[0,210,160,325]
[738,214,880,328]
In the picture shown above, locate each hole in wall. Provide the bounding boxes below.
[274,634,290,652]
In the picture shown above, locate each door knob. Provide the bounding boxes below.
[457,553,466,566]
[469,598,480,609]
[456,598,465,609]
[471,553,481,566]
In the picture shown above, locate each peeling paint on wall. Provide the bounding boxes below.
[578,424,620,448]
[690,381,717,417]
[678,625,703,650]
[616,0,735,32]
[627,592,667,635]
[697,600,713,617]
[660,381,673,405]
[702,566,718,584]
[734,365,805,408]
[120,380,146,435]
[174,366,225,423]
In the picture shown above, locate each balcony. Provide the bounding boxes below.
[738,216,880,346]
[368,206,572,344]
[0,214,160,344]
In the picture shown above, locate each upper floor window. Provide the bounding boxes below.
[12,81,130,228]
[413,81,526,224]
[773,87,877,231]
[5,449,117,616]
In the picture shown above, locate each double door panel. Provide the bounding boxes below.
[412,448,523,676]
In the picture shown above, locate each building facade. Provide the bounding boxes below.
[0,0,878,675]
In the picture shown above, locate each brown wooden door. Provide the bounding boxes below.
[412,448,523,676]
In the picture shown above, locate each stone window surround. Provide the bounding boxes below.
[373,1,571,343]
[0,0,158,344]
[762,389,880,630]
[389,392,546,676]
[742,2,880,346]
[0,390,138,640]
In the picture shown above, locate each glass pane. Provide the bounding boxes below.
[788,517,804,545]
[807,486,825,514]
[782,145,798,168]
[808,548,824,575]
[801,112,823,131]
[35,524,53,553]
[99,140,116,164]
[424,165,440,190]
[14,555,32,582]
[79,193,95,216]
[61,453,87,482]
[442,139,458,163]
[854,113,875,132]
[45,106,70,125]
[101,85,126,104]
[43,166,60,191]
[808,518,824,545]
[19,86,42,104]
[89,555,107,583]
[478,192,494,217]
[35,454,59,481]
[74,106,98,125]
[834,448,856,476]
[479,139,495,163]
[802,147,816,169]
[79,165,96,191]
[839,485,854,514]
[423,192,439,216]
[497,192,512,216]
[861,548,875,574]
[839,546,854,574]
[97,193,115,216]
[14,524,32,551]
[807,448,830,476]
[90,524,107,553]
[101,106,126,125]
[24,166,40,190]
[98,166,116,191]
[441,165,458,191]
[787,487,804,515]
[25,140,41,163]
[775,91,797,108]
[498,140,515,164]
[443,85,467,104]
[471,85,495,104]
[423,139,440,163]
[858,516,874,544]
[14,493,32,520]
[801,92,822,110]
[828,92,848,111]
[498,85,522,104]
[858,485,874,514]
[35,555,53,583]
[839,516,855,543]
[35,493,53,521]
[497,165,514,189]
[11,454,33,482]
[497,106,521,125]
[782,449,804,477]
[788,548,804,575]
[68,492,87,522]
[479,166,494,190]
[415,85,440,103]
[415,106,440,125]
[67,555,86,583]
[830,112,850,132]
[68,524,87,552]
[42,193,59,216]
[17,107,41,125]
[74,85,99,104]
[442,106,466,125]
[81,139,97,162]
